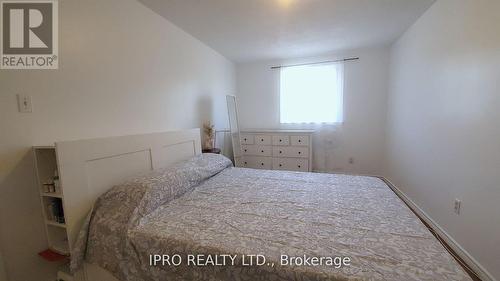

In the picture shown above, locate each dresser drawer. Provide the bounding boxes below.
[254,135,272,145]
[242,156,272,170]
[290,135,310,146]
[272,146,309,158]
[272,158,309,172]
[272,135,290,146]
[242,145,272,156]
[240,134,254,145]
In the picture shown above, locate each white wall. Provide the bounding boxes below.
[236,48,389,175]
[0,0,234,280]
[386,0,500,279]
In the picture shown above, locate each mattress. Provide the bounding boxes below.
[72,154,471,281]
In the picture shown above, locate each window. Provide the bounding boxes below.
[280,63,344,124]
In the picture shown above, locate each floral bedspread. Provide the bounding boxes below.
[72,154,470,281]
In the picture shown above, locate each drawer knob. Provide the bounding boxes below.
[298,165,301,168]
[244,138,247,141]
[261,150,264,153]
[298,140,302,143]
[298,151,301,154]
[279,151,282,154]
[244,149,247,152]
[261,138,264,141]
[261,163,264,166]
[244,162,247,164]
[279,164,282,167]
[279,139,282,142]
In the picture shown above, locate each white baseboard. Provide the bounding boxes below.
[381,177,496,281]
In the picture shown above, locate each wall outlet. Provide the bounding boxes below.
[454,199,461,215]
[17,94,32,113]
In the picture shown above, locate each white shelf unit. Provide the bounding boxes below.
[33,146,70,256]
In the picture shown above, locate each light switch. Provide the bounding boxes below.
[17,94,32,113]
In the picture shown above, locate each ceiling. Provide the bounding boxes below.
[138,0,435,63]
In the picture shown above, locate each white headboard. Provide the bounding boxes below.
[55,129,201,253]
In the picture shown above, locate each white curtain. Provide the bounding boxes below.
[280,63,344,124]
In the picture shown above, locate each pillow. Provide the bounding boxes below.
[134,153,233,217]
[96,153,233,224]
[71,153,232,272]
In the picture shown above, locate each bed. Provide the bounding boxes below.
[57,130,471,281]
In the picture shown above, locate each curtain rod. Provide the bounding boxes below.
[270,57,359,69]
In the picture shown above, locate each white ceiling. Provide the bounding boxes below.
[138,0,435,63]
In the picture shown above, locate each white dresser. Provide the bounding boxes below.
[236,129,314,172]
